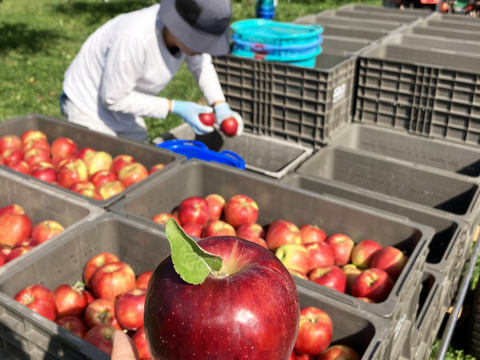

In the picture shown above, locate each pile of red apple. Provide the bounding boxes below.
[0,132,166,200]
[0,203,65,266]
[153,194,408,304]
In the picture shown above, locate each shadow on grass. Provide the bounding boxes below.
[0,23,63,55]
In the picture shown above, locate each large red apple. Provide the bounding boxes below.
[98,181,125,200]
[30,164,57,183]
[21,130,47,145]
[201,220,236,238]
[182,223,203,238]
[178,196,210,226]
[52,155,76,172]
[58,159,89,188]
[83,252,121,288]
[0,135,22,153]
[115,288,146,331]
[32,220,65,244]
[23,138,50,153]
[199,113,216,126]
[0,212,33,247]
[351,240,382,269]
[300,225,326,244]
[276,244,311,274]
[221,117,238,137]
[318,345,360,360]
[144,236,300,359]
[309,265,347,293]
[12,238,38,249]
[132,326,150,359]
[90,262,136,299]
[224,195,258,228]
[352,268,394,303]
[24,148,50,167]
[84,325,116,355]
[295,307,333,356]
[5,246,33,263]
[30,161,54,173]
[236,223,265,239]
[2,148,24,165]
[149,164,165,175]
[85,151,113,176]
[84,297,121,330]
[54,283,88,318]
[136,270,153,290]
[7,160,30,174]
[118,163,148,187]
[76,147,96,162]
[56,316,88,338]
[51,137,77,157]
[90,170,117,189]
[266,220,302,251]
[112,155,135,174]
[205,194,225,221]
[305,242,335,271]
[14,284,57,321]
[342,264,362,295]
[371,246,408,281]
[325,234,355,267]
[0,204,25,217]
[152,213,182,226]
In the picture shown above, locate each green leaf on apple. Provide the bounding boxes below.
[166,218,223,285]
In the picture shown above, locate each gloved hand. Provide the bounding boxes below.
[171,101,214,135]
[214,102,244,136]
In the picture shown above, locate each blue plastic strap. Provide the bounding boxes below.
[158,140,209,150]
[219,150,246,169]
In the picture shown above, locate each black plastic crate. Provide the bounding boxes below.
[0,213,392,360]
[0,114,185,208]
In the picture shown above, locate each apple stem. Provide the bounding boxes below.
[72,281,85,292]
[213,271,228,279]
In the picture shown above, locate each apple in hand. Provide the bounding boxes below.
[115,288,146,331]
[318,345,360,360]
[0,204,25,217]
[182,223,203,238]
[0,212,33,247]
[266,220,302,251]
[30,164,57,183]
[144,236,300,360]
[85,151,113,176]
[23,138,50,153]
[5,246,33,263]
[90,170,117,189]
[21,130,47,145]
[32,220,65,244]
[98,181,125,200]
[51,137,77,157]
[201,220,236,238]
[309,265,347,293]
[342,264,362,295]
[276,244,311,274]
[118,163,148,187]
[0,135,22,153]
[84,297,121,330]
[199,113,216,126]
[305,242,335,270]
[351,240,382,269]
[56,317,88,338]
[7,160,30,174]
[152,213,182,226]
[54,282,88,318]
[84,325,116,355]
[14,284,57,321]
[294,307,333,356]
[112,155,135,174]
[352,268,394,303]
[12,238,39,249]
[224,195,258,228]
[221,117,238,137]
[132,326,150,359]
[83,252,121,288]
[325,234,355,267]
[136,270,153,290]
[300,225,326,244]
[178,196,210,226]
[205,194,225,221]
[149,164,165,175]
[58,159,89,188]
[90,262,136,299]
[371,246,408,281]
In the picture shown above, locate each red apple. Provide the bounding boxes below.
[152,213,182,227]
[182,223,204,238]
[342,264,362,295]
[52,155,76,172]
[21,130,47,145]
[30,161,54,173]
[56,317,87,338]
[32,220,65,244]
[239,234,268,248]
[351,240,383,269]
[14,284,57,321]
[309,265,347,293]
[5,246,33,262]
[90,170,117,189]
[276,244,311,274]
[84,297,120,330]
[115,288,146,331]
[178,196,210,226]
[205,194,225,221]
[325,234,355,267]
[85,151,113,177]
[83,325,116,355]
[352,268,394,303]
[118,163,148,187]
[7,160,30,174]
[221,117,238,137]
[23,138,50,153]
[357,297,375,303]
[85,290,95,305]
[0,135,22,153]
[90,262,136,299]
[98,181,125,200]
[236,222,265,239]
[0,156,4,165]
[112,155,135,174]
[132,326,150,359]
[12,238,39,249]
[24,148,50,167]
[201,220,236,238]
[69,181,95,192]
[199,113,216,126]
[149,164,165,175]
[305,242,335,271]
[30,164,57,183]
[136,270,153,290]
[144,236,300,359]
[83,252,121,288]
[76,147,96,162]
[0,204,25,217]
[224,195,258,228]
[2,148,24,165]
[300,225,326,244]
[266,220,302,251]
[57,159,89,188]
[318,345,360,360]
[295,307,333,356]
[0,212,33,247]
[371,246,409,281]
[54,282,88,318]
[289,269,308,280]
[51,137,77,157]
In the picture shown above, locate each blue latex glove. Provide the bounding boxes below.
[171,101,214,135]
[214,102,244,136]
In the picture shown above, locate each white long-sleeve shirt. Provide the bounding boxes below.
[63,4,225,140]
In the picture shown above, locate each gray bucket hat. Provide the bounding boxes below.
[159,0,232,56]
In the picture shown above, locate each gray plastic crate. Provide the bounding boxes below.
[400,25,480,42]
[338,3,431,15]
[321,36,371,57]
[334,9,421,23]
[293,13,401,31]
[315,12,404,31]
[0,213,392,360]
[319,24,387,41]
[428,12,480,24]
[156,123,312,179]
[212,54,356,148]
[0,114,185,208]
[418,19,480,32]
[281,173,469,301]
[0,168,103,274]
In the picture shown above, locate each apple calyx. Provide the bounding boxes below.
[165,218,223,285]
